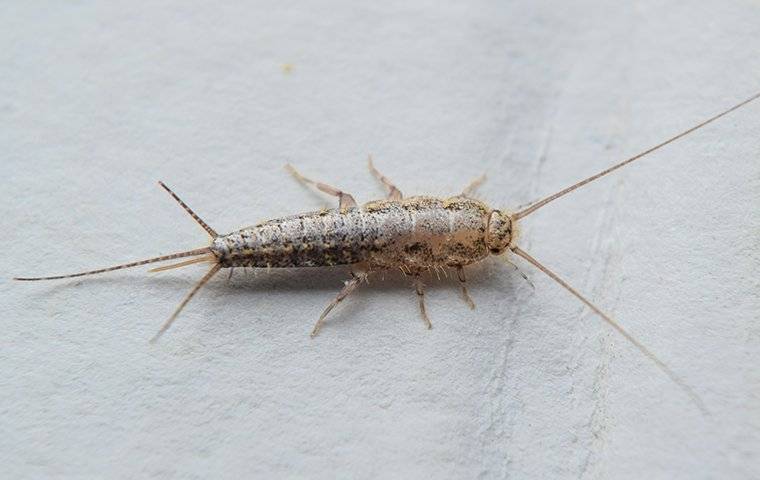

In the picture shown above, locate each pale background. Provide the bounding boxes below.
[2,1,759,479]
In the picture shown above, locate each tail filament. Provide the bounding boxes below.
[150,264,222,343]
[14,247,213,282]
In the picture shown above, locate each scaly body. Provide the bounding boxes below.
[213,196,504,270]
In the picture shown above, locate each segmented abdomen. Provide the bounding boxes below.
[211,196,491,270]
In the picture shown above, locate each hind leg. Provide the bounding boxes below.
[368,156,403,200]
[311,270,368,337]
[285,164,357,209]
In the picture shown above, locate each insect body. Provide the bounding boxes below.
[15,92,760,415]
[215,195,509,270]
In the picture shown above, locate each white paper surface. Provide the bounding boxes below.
[2,1,759,478]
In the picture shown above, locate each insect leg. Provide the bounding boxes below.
[311,271,368,337]
[367,155,403,200]
[460,173,487,198]
[456,266,476,309]
[285,164,357,209]
[412,274,433,329]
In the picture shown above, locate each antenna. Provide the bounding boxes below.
[511,245,708,415]
[514,91,760,220]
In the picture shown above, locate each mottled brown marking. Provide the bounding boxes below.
[210,196,510,271]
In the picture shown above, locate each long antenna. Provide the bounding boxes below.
[514,91,760,220]
[511,245,708,415]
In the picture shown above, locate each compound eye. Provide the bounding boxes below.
[486,210,513,256]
